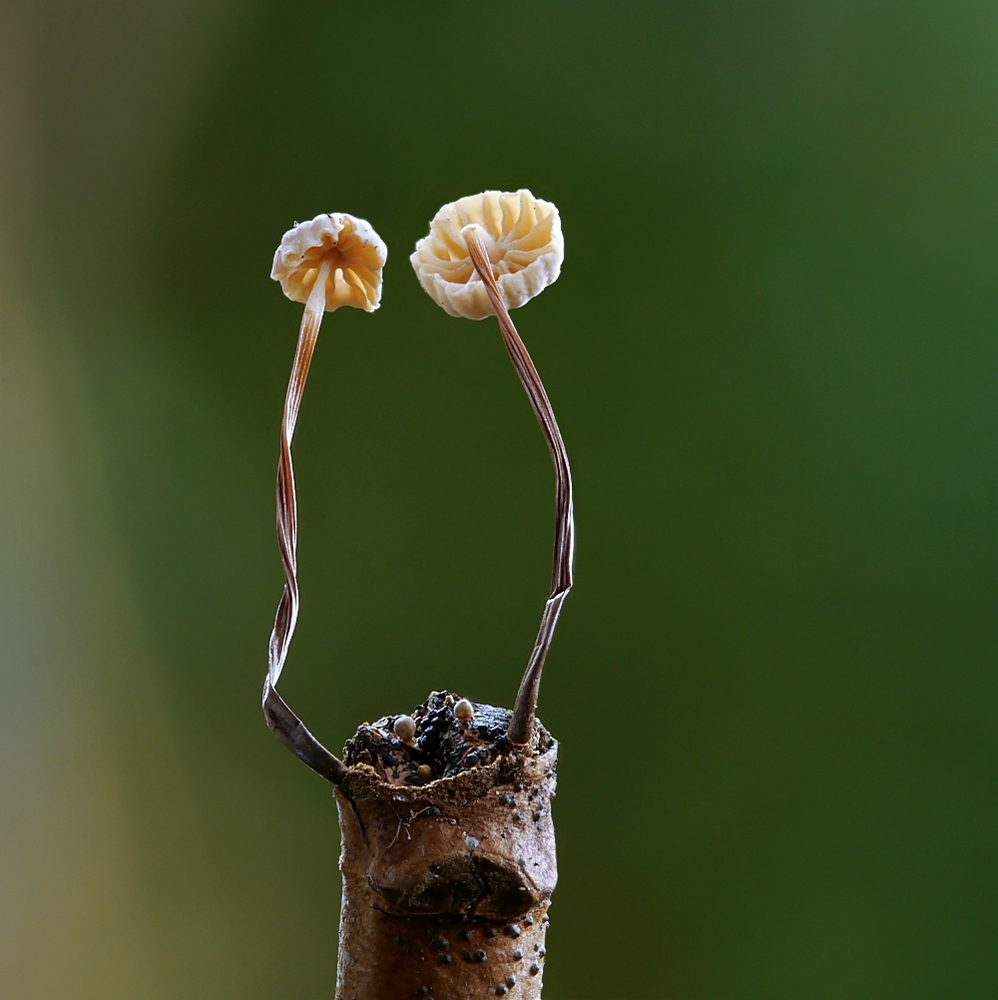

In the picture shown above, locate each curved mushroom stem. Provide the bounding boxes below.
[463,226,575,747]
[263,256,348,784]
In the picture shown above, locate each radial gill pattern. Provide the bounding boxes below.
[272,213,387,313]
[410,190,564,320]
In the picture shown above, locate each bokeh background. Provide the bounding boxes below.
[1,2,994,997]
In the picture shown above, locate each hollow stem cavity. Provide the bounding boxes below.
[263,256,348,784]
[462,225,575,746]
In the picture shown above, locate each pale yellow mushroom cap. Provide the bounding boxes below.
[410,190,563,320]
[271,213,387,313]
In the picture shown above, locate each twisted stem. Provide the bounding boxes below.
[263,257,347,784]
[463,226,575,746]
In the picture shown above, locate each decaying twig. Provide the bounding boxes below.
[335,693,557,999]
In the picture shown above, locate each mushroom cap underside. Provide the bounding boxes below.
[272,212,387,313]
[410,190,563,320]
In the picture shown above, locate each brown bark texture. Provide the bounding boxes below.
[334,692,557,999]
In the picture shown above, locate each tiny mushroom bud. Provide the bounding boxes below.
[263,213,387,784]
[454,698,475,722]
[394,715,417,743]
[411,192,574,747]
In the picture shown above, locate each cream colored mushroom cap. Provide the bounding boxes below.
[271,213,387,313]
[410,190,563,320]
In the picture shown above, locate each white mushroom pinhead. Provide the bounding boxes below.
[263,213,387,785]
[454,698,475,722]
[410,190,563,321]
[411,192,574,748]
[394,715,417,743]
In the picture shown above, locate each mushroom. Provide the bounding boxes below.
[393,715,417,744]
[264,213,387,783]
[410,191,573,746]
[411,190,563,321]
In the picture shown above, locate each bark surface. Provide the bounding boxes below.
[334,692,557,999]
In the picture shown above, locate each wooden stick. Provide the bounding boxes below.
[334,693,557,999]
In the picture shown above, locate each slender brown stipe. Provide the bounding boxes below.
[264,213,387,783]
[462,225,575,746]
[263,258,347,782]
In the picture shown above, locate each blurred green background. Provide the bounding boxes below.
[1,2,994,997]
